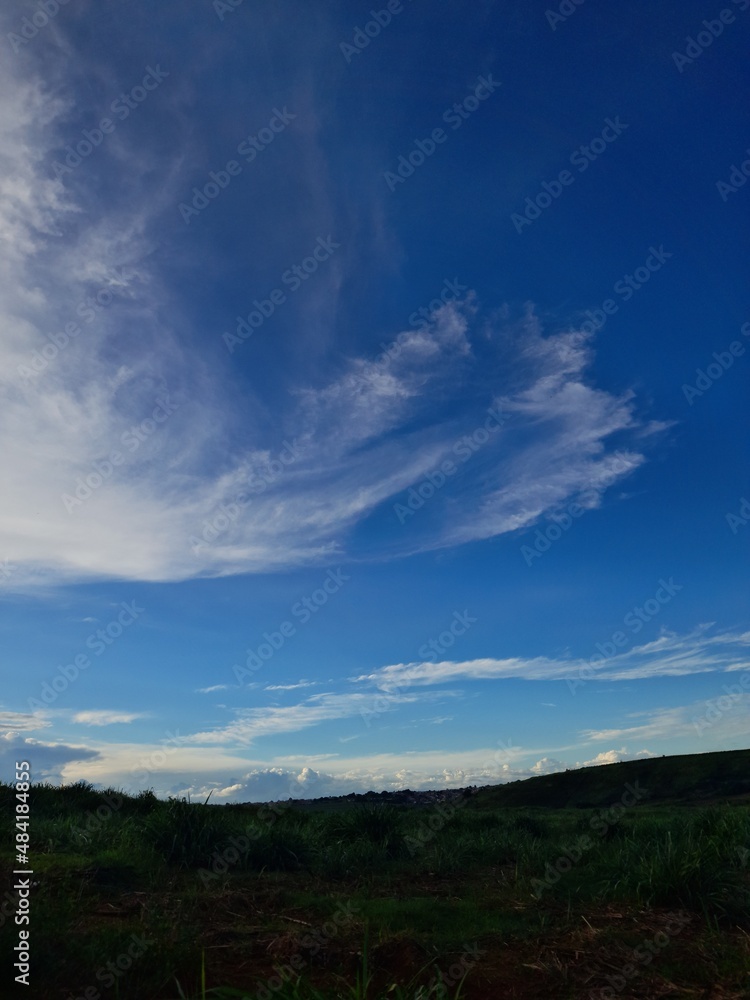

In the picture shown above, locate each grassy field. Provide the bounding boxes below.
[1,750,749,999]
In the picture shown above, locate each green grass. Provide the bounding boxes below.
[2,753,749,998]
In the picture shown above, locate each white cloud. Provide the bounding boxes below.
[354,626,750,689]
[529,757,568,775]
[264,680,319,691]
[0,52,657,590]
[58,740,261,792]
[210,783,244,799]
[58,743,552,800]
[578,748,656,766]
[0,709,50,734]
[182,690,433,747]
[579,694,750,745]
[72,710,146,726]
[76,744,661,802]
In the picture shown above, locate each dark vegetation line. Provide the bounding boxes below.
[0,748,748,998]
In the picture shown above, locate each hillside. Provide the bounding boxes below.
[469,747,750,809]
[259,747,750,812]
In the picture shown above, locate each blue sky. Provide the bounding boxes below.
[1,0,748,801]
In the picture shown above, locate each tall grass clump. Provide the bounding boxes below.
[567,816,750,923]
[325,805,408,859]
[146,796,233,868]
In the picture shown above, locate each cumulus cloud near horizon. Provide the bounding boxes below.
[52,742,659,802]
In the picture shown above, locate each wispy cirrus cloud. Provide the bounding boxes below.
[354,626,750,690]
[264,680,320,691]
[182,690,434,747]
[580,696,750,745]
[0,30,658,592]
[72,710,147,726]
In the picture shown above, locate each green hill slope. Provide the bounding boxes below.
[470,747,750,809]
